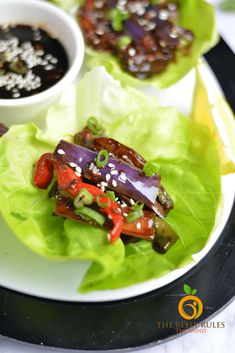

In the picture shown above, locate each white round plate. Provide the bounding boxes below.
[0,64,234,302]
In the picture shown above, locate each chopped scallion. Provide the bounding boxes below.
[96,149,109,168]
[74,188,93,209]
[97,194,111,208]
[74,207,105,226]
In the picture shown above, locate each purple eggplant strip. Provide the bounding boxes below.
[54,140,163,217]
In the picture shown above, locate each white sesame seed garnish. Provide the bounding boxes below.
[121,203,127,208]
[69,162,77,168]
[108,215,112,220]
[101,185,106,192]
[75,172,81,177]
[150,235,154,240]
[148,219,154,229]
[96,28,104,36]
[107,233,111,241]
[105,174,111,182]
[112,180,117,187]
[119,173,127,181]
[136,222,141,230]
[122,155,128,159]
[76,166,82,174]
[108,163,115,168]
[50,57,58,64]
[168,3,177,11]
[158,9,169,21]
[130,199,135,205]
[123,213,128,217]
[169,31,178,39]
[128,48,136,57]
[101,181,108,187]
[79,157,83,162]
[45,64,54,71]
[57,149,65,155]
[110,170,118,175]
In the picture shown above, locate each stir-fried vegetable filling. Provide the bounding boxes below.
[34,118,177,253]
[78,0,194,79]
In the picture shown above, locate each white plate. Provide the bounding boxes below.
[0,64,234,302]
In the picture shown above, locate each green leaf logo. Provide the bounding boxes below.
[183,284,192,294]
[183,284,198,295]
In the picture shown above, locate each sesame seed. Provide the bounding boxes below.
[75,172,81,177]
[108,163,115,168]
[69,162,77,168]
[122,155,128,159]
[101,181,108,187]
[130,199,135,205]
[112,180,117,187]
[106,174,111,182]
[110,170,118,175]
[76,166,82,174]
[136,222,141,230]
[168,3,177,11]
[128,48,136,57]
[108,215,112,220]
[118,207,122,212]
[45,64,54,71]
[150,235,154,240]
[79,157,83,162]
[121,203,127,208]
[148,219,154,228]
[123,213,128,217]
[50,57,58,64]
[119,173,127,181]
[57,149,65,155]
[158,9,169,21]
[101,185,106,192]
[107,233,111,241]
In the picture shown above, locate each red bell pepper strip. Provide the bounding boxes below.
[34,155,123,243]
[34,153,54,189]
[53,164,123,243]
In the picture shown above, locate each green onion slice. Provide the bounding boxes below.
[74,188,93,209]
[97,194,111,208]
[87,116,104,135]
[96,149,109,168]
[74,207,105,226]
[127,209,144,223]
[131,201,144,211]
[117,35,132,49]
[106,190,116,201]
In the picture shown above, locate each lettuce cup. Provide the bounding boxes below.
[77,0,217,88]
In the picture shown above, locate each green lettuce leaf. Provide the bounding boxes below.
[50,0,79,12]
[0,123,125,288]
[221,0,235,12]
[0,68,221,292]
[81,0,218,88]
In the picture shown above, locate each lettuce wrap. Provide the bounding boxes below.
[51,0,217,88]
[0,68,221,292]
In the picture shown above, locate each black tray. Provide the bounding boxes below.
[0,38,235,351]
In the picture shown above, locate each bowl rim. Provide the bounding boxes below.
[0,0,84,107]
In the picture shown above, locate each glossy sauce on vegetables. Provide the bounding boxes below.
[0,24,68,99]
[79,0,194,79]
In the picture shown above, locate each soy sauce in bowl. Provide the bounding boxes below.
[0,24,69,99]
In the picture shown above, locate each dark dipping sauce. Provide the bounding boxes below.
[0,24,69,99]
[78,0,194,79]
